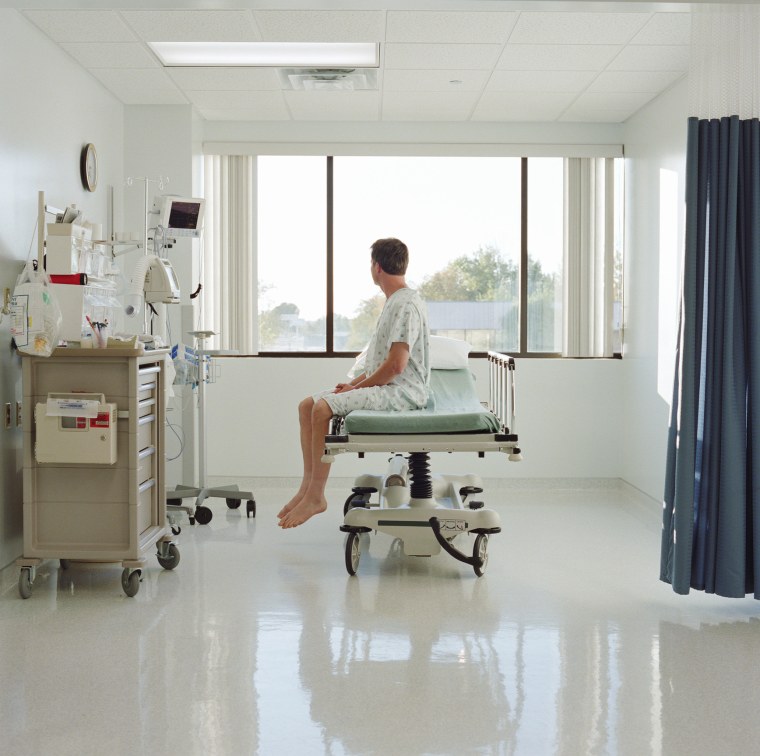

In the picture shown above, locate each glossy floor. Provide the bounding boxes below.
[2,481,760,755]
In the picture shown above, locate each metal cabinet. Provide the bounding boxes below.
[17,348,179,598]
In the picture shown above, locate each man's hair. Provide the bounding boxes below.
[371,238,409,276]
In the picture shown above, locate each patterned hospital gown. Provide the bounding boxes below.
[316,287,430,416]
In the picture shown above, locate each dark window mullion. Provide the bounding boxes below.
[326,156,334,354]
[519,157,528,357]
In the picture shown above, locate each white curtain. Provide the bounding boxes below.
[202,155,257,353]
[563,157,615,358]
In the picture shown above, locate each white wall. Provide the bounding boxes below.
[622,78,689,501]
[204,355,623,482]
[0,10,123,568]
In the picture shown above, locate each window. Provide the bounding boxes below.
[210,153,621,357]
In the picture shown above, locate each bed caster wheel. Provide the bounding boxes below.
[473,533,489,577]
[157,543,180,570]
[246,500,256,518]
[345,531,362,576]
[226,498,241,509]
[171,525,181,535]
[344,491,370,516]
[18,568,33,599]
[121,568,141,597]
[467,501,484,510]
[194,506,213,525]
[188,516,196,525]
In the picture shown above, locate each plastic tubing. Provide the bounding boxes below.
[124,254,158,317]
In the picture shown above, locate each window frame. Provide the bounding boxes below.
[254,154,620,359]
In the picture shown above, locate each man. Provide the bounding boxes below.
[278,237,430,529]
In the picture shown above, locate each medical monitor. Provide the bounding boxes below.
[157,196,205,238]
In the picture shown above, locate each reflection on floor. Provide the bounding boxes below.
[2,481,760,755]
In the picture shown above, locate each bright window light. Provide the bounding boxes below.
[148,41,379,68]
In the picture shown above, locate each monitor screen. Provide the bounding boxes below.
[168,200,202,230]
[157,196,205,234]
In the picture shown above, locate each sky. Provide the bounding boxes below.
[257,155,563,322]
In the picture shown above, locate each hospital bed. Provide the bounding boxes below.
[323,347,521,577]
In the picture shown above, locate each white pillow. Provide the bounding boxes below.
[430,335,471,369]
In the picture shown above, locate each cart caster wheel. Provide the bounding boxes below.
[189,516,196,525]
[60,559,71,570]
[18,568,33,599]
[121,568,141,597]
[171,525,181,535]
[167,498,182,507]
[246,499,256,518]
[226,498,242,509]
[194,506,213,525]
[473,533,489,577]
[157,543,180,570]
[345,531,362,576]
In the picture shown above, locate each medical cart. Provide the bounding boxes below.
[17,347,178,598]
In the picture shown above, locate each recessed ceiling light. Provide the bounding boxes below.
[148,41,379,68]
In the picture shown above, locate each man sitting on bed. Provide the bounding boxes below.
[278,237,431,528]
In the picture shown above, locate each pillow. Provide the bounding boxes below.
[429,335,471,369]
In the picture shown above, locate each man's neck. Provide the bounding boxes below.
[380,276,408,299]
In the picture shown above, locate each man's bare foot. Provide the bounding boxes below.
[279,496,328,528]
[277,490,307,520]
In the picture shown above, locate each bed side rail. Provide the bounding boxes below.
[487,351,516,435]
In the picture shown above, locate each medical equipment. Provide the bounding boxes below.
[166,331,256,525]
[155,195,205,238]
[35,393,117,464]
[124,255,180,317]
[17,348,179,598]
[324,350,521,576]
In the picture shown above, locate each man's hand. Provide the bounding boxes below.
[334,383,354,394]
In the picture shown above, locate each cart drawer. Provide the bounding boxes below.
[137,479,156,534]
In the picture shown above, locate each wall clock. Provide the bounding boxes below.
[80,143,98,191]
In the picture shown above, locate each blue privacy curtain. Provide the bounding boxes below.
[661,116,760,597]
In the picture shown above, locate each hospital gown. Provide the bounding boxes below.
[316,287,430,416]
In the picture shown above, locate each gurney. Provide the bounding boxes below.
[323,348,521,576]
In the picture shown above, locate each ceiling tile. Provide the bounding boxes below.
[487,69,597,93]
[510,11,651,45]
[629,12,691,45]
[587,70,684,93]
[253,10,385,43]
[383,69,490,92]
[88,68,187,105]
[571,91,656,112]
[284,91,380,121]
[199,108,288,122]
[186,90,290,112]
[386,43,502,70]
[497,44,620,71]
[120,10,259,42]
[382,91,479,120]
[472,91,576,122]
[167,67,280,91]
[608,45,690,71]
[60,42,157,69]
[23,10,135,42]
[386,11,518,44]
[559,106,639,123]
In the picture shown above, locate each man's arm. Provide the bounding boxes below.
[334,342,409,393]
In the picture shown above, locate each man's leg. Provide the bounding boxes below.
[277,397,316,520]
[279,398,333,528]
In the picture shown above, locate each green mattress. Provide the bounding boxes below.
[343,368,502,435]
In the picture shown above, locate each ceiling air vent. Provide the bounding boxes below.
[279,68,378,91]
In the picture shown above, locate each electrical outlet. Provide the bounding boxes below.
[3,403,10,430]
[16,402,22,427]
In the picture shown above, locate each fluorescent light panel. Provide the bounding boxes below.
[149,41,379,68]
